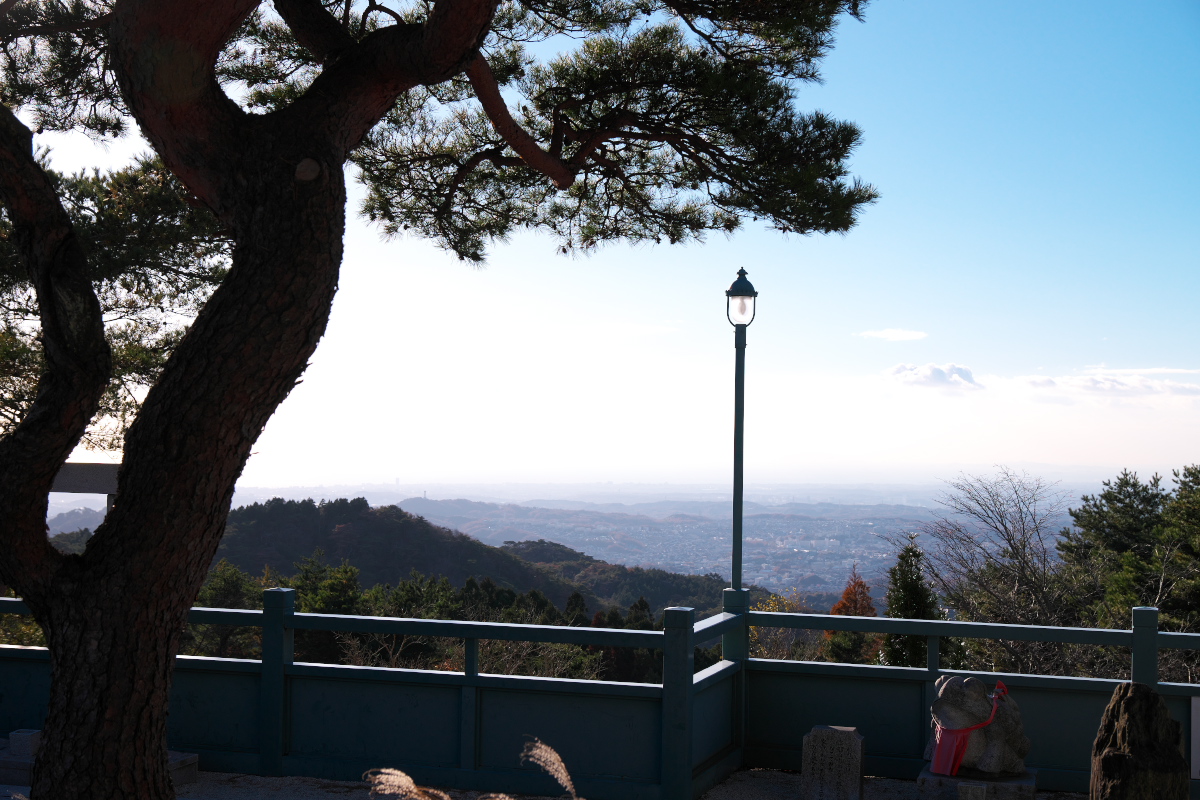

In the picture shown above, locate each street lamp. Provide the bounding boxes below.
[726,268,757,591]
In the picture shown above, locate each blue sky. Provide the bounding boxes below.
[49,1,1200,488]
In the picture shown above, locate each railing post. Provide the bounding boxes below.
[1131,606,1159,686]
[661,607,695,800]
[721,588,749,661]
[926,635,941,674]
[721,588,749,761]
[260,588,295,776]
[460,638,479,770]
[923,634,942,721]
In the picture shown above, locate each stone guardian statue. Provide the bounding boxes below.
[924,675,1031,776]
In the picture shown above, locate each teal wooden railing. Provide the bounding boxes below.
[2,593,1199,798]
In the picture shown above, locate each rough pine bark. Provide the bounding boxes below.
[29,129,347,799]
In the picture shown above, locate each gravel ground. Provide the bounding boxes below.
[2,768,1089,800]
[702,769,1086,800]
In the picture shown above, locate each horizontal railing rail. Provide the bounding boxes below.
[1158,631,1200,650]
[187,607,266,626]
[2,597,665,650]
[0,597,30,615]
[746,611,1134,647]
[288,611,664,648]
[692,612,741,646]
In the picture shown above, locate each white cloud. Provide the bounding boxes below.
[1081,366,1200,377]
[1020,373,1200,397]
[887,362,983,390]
[886,363,1200,399]
[857,328,928,341]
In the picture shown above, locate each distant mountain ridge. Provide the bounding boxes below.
[517,498,939,521]
[393,496,932,592]
[216,497,738,615]
[47,507,105,535]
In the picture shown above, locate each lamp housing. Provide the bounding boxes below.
[726,268,758,326]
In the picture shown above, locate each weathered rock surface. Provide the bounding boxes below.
[925,676,1030,776]
[801,725,864,800]
[1089,682,1187,800]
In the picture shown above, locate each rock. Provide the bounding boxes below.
[801,725,864,800]
[6,731,39,759]
[916,766,1037,800]
[1090,681,1187,800]
[926,676,1030,776]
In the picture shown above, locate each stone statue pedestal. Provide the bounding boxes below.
[916,765,1037,800]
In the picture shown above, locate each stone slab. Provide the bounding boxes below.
[5,733,37,760]
[0,739,197,786]
[801,725,864,800]
[169,751,200,785]
[916,766,1036,800]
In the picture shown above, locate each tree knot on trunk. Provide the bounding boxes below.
[295,158,322,182]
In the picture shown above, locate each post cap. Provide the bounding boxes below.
[263,587,296,610]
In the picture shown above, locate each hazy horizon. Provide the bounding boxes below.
[50,469,1120,518]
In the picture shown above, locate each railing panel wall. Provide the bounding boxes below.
[691,667,735,770]
[744,662,927,776]
[478,687,662,784]
[0,646,49,734]
[288,674,461,767]
[168,658,260,755]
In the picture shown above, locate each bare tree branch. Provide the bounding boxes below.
[921,467,1075,674]
[364,0,403,26]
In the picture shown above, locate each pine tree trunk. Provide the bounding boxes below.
[24,139,347,800]
[2,2,494,795]
[31,582,186,799]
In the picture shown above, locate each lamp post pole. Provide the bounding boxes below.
[732,321,747,590]
[725,268,757,592]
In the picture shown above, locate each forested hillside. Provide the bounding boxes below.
[217,498,593,608]
[216,497,740,615]
[499,538,743,613]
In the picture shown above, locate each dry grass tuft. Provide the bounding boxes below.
[520,739,576,800]
[366,739,581,800]
[364,768,453,799]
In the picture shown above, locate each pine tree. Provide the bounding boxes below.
[824,564,880,664]
[880,535,942,667]
[0,1,876,794]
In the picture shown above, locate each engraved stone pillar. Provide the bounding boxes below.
[801,725,864,800]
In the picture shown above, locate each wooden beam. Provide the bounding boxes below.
[51,463,119,494]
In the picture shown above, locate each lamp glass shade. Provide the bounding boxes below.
[728,295,755,325]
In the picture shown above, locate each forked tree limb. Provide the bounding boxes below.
[0,103,110,598]
[115,0,499,203]
[292,0,497,155]
[420,0,495,80]
[109,0,259,216]
[273,0,355,63]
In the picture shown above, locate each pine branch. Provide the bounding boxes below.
[465,53,574,188]
[0,12,111,38]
